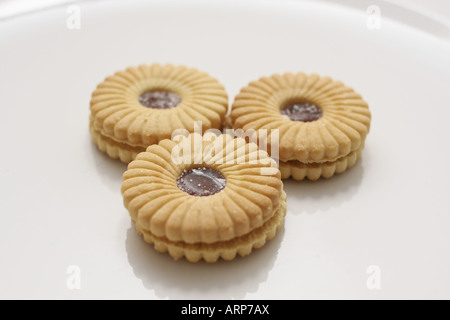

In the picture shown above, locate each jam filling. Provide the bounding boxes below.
[139,91,181,109]
[281,102,322,122]
[177,167,226,196]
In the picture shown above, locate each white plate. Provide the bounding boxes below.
[1,0,450,300]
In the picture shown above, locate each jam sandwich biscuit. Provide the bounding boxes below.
[121,133,287,262]
[90,64,228,163]
[230,72,371,180]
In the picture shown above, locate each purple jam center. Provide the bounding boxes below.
[177,167,226,196]
[138,91,181,109]
[281,102,323,122]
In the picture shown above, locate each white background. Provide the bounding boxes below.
[0,0,449,300]
[2,0,450,25]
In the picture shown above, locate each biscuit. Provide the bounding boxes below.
[230,73,371,180]
[279,145,363,180]
[223,113,233,130]
[89,116,144,163]
[121,133,286,262]
[90,64,228,163]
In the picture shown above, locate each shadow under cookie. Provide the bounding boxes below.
[125,223,285,299]
[283,159,365,214]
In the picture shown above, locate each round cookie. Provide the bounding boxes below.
[90,64,228,163]
[230,73,371,180]
[121,133,286,263]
